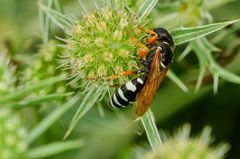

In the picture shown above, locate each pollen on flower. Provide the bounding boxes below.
[71,24,82,35]
[103,52,113,61]
[96,21,107,31]
[80,38,90,47]
[74,60,84,69]
[120,18,129,29]
[84,14,96,25]
[83,54,94,63]
[95,38,105,46]
[67,41,76,50]
[119,49,130,58]
[128,61,138,70]
[97,65,107,77]
[113,30,123,40]
[87,71,96,79]
[135,27,142,34]
[115,65,123,74]
[101,7,112,20]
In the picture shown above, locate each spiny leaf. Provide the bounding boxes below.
[64,85,107,139]
[138,0,158,19]
[202,37,221,52]
[0,75,66,104]
[210,64,240,84]
[171,20,240,45]
[213,73,219,95]
[11,92,73,109]
[28,94,79,143]
[39,0,54,44]
[140,109,162,150]
[38,2,73,31]
[167,70,188,92]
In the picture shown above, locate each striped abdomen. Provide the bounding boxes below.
[110,75,147,108]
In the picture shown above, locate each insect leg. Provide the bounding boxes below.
[136,43,149,58]
[142,28,157,35]
[140,28,158,45]
[107,68,145,81]
[88,69,145,81]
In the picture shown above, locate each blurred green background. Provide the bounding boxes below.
[0,0,240,159]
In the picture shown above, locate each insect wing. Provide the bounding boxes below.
[135,50,168,117]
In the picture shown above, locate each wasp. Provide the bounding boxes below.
[109,27,175,117]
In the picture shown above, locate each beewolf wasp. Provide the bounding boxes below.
[109,27,175,117]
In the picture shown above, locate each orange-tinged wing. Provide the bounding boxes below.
[135,50,168,117]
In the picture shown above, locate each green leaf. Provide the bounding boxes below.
[210,64,240,84]
[213,73,219,95]
[38,1,73,31]
[138,0,158,19]
[170,20,240,45]
[28,94,79,143]
[167,70,188,92]
[140,109,162,150]
[177,43,192,62]
[193,38,240,90]
[53,0,63,13]
[202,37,221,52]
[0,75,66,104]
[40,0,54,44]
[64,85,107,139]
[11,92,73,109]
[26,139,84,158]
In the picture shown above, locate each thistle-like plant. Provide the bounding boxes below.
[138,124,229,159]
[0,50,84,158]
[38,0,240,152]
[0,108,28,159]
[0,106,85,159]
[64,6,145,87]
[21,40,75,96]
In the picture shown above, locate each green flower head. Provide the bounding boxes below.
[0,108,28,159]
[61,3,146,90]
[140,124,229,159]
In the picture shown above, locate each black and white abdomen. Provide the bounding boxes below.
[110,75,147,108]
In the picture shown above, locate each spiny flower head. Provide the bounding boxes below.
[0,108,28,159]
[177,0,205,26]
[153,0,211,29]
[22,40,73,95]
[140,124,229,159]
[62,5,145,90]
